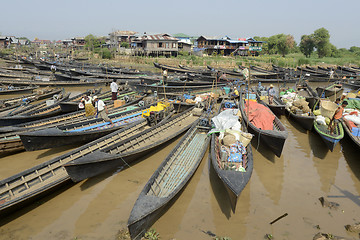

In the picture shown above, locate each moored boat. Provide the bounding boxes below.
[210,100,253,212]
[128,117,210,239]
[64,106,199,182]
[313,121,344,151]
[341,119,360,149]
[239,90,288,157]
[19,106,147,151]
[0,120,147,216]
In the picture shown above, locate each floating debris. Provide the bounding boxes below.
[318,197,339,210]
[345,223,360,233]
[313,232,348,240]
[270,213,288,225]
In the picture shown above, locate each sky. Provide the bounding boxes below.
[1,0,359,49]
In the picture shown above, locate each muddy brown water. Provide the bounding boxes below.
[0,83,359,240]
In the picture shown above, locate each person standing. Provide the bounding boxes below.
[267,84,276,104]
[110,79,118,100]
[162,69,168,85]
[94,96,114,127]
[83,95,96,117]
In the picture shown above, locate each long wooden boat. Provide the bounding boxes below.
[64,106,198,182]
[0,86,37,95]
[153,62,195,74]
[0,88,62,111]
[19,106,147,151]
[0,78,113,87]
[239,90,288,157]
[341,119,360,149]
[133,82,226,94]
[254,88,285,115]
[285,108,315,131]
[313,121,344,151]
[0,120,147,216]
[0,92,73,126]
[296,81,319,110]
[316,83,344,100]
[0,104,142,154]
[0,72,33,79]
[128,118,210,239]
[210,100,253,212]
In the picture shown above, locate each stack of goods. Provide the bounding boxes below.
[343,98,360,137]
[210,108,252,172]
[313,100,337,126]
[281,91,311,116]
[185,92,217,104]
[245,100,275,130]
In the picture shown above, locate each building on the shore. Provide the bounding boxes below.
[72,37,85,49]
[0,36,10,48]
[131,33,179,57]
[109,30,138,49]
[195,36,264,56]
[32,39,52,48]
[173,33,193,54]
[247,37,264,56]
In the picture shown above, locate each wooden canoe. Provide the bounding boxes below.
[254,88,285,115]
[0,120,147,216]
[128,118,210,239]
[341,119,360,149]
[239,90,288,157]
[19,107,147,151]
[64,107,199,182]
[313,121,344,151]
[210,100,253,212]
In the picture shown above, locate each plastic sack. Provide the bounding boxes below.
[316,115,326,125]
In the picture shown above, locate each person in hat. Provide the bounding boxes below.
[93,96,114,127]
[329,100,348,134]
[231,86,239,98]
[267,84,276,104]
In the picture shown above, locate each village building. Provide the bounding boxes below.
[195,36,264,56]
[31,39,52,48]
[109,30,137,49]
[173,33,193,54]
[131,33,179,57]
[247,37,264,56]
[72,37,85,49]
[0,36,10,48]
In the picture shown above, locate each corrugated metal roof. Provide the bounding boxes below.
[141,34,178,41]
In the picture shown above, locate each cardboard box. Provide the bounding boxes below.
[114,99,125,108]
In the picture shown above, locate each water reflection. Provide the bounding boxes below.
[253,146,284,205]
[308,130,329,159]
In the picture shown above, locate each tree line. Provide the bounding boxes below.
[254,27,360,59]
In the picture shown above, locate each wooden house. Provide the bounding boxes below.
[132,34,179,57]
[72,37,85,49]
[0,36,9,48]
[109,30,137,49]
[196,36,264,56]
[196,36,248,56]
[247,38,265,56]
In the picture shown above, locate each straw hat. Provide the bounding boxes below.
[269,84,274,88]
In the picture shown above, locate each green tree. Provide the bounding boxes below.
[313,28,331,58]
[267,34,294,57]
[120,42,129,48]
[84,34,101,51]
[299,34,315,58]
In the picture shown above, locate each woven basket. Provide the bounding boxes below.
[320,100,338,118]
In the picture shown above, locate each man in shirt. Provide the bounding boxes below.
[329,100,348,134]
[110,79,118,100]
[94,96,114,127]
